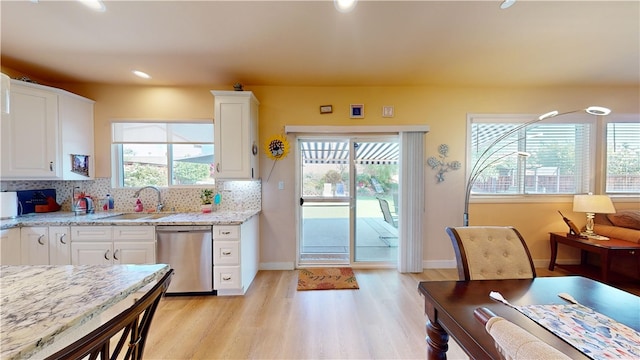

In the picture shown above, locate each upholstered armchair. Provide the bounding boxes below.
[446,226,536,281]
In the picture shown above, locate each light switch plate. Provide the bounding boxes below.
[382,106,394,118]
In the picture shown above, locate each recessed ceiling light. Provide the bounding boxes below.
[500,0,516,10]
[132,70,151,79]
[334,0,357,13]
[77,0,106,12]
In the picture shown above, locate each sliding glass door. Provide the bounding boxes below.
[297,136,399,266]
[299,138,351,264]
[353,139,399,262]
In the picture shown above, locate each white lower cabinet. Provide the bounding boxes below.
[20,227,50,265]
[0,228,21,265]
[13,226,70,265]
[71,241,113,265]
[213,215,258,296]
[71,226,155,265]
[114,242,155,264]
[49,226,71,265]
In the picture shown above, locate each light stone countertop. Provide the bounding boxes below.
[0,210,260,230]
[0,264,170,359]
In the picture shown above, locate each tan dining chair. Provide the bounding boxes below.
[446,226,536,280]
[474,307,571,360]
[45,269,173,360]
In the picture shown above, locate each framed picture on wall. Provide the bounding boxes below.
[71,154,90,177]
[350,104,364,118]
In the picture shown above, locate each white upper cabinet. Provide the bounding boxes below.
[1,82,58,178]
[211,91,259,179]
[1,80,95,180]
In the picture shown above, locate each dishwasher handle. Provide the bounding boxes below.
[156,225,212,233]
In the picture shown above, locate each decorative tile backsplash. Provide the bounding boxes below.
[1,178,261,213]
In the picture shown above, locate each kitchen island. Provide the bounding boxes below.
[0,263,169,359]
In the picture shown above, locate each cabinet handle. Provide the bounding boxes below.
[222,251,231,256]
[37,234,46,245]
[216,163,220,172]
[104,250,110,260]
[222,276,232,281]
[222,231,231,235]
[59,234,67,245]
[49,162,54,172]
[113,249,119,261]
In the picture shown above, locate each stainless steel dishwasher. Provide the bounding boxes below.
[156,225,214,294]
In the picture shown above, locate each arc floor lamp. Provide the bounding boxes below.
[463,106,611,226]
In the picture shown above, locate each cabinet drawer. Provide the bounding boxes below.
[214,266,241,289]
[112,226,155,241]
[214,240,239,265]
[213,226,239,239]
[71,226,112,241]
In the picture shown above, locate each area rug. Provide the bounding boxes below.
[297,267,359,291]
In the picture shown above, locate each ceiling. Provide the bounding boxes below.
[1,1,639,87]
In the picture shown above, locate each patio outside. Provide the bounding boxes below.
[300,196,398,263]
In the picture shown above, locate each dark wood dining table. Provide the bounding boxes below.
[417,276,640,360]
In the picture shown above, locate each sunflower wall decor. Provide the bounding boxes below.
[265,133,290,180]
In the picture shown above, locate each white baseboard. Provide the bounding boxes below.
[423,260,457,269]
[259,262,295,270]
[259,259,579,271]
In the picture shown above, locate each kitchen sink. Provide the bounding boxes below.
[103,213,171,220]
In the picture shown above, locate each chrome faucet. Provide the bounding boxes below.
[133,186,164,212]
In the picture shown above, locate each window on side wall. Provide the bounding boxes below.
[468,114,594,196]
[605,115,640,194]
[112,121,215,187]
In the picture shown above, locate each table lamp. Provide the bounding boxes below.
[572,194,615,239]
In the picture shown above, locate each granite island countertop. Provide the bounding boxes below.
[0,209,260,230]
[0,264,169,359]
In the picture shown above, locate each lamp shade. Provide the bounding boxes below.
[573,194,616,214]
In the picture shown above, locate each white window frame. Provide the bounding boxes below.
[604,113,640,195]
[467,113,596,202]
[111,120,214,188]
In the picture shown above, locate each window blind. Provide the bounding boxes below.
[112,121,214,144]
[469,114,593,195]
[606,121,640,193]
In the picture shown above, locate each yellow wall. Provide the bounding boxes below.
[5,67,639,268]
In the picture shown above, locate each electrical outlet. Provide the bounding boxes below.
[278,181,285,190]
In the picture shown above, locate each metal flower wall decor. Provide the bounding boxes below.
[427,144,461,183]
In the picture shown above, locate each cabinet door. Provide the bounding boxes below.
[1,81,59,179]
[59,93,95,180]
[71,242,113,265]
[0,228,21,265]
[20,227,50,265]
[212,91,259,179]
[114,242,155,264]
[49,226,71,265]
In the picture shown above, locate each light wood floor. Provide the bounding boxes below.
[144,267,577,360]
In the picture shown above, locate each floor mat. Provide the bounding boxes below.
[297,267,359,290]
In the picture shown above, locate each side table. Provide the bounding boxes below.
[548,232,640,282]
